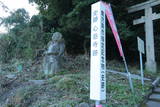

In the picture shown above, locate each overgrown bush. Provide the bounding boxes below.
[62,55,90,72]
[0,9,53,63]
[0,34,13,62]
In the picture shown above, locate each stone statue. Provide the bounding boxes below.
[43,32,65,75]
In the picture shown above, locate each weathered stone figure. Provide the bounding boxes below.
[43,32,65,75]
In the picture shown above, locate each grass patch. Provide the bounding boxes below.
[6,85,39,107]
[47,71,151,106]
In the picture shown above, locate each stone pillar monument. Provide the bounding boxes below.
[43,32,65,75]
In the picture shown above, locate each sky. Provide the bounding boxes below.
[0,0,39,33]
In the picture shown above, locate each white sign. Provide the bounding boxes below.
[137,37,145,85]
[137,37,145,54]
[90,1,106,101]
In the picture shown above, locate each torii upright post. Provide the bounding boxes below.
[128,0,160,73]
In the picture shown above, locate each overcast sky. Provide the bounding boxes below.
[0,0,39,33]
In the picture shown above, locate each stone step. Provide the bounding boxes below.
[146,101,160,107]
[153,88,160,94]
[149,94,160,102]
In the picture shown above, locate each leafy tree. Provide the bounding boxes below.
[0,8,48,62]
[28,0,137,55]
[1,0,159,63]
[1,8,29,29]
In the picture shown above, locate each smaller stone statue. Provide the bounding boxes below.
[43,32,65,75]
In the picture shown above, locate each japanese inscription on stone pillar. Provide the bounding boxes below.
[90,1,106,101]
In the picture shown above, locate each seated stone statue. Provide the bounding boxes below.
[43,32,65,75]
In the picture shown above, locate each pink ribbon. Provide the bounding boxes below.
[102,2,124,57]
[96,105,103,107]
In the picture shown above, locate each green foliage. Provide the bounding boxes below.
[6,85,38,107]
[28,0,140,55]
[55,76,77,91]
[0,34,13,62]
[0,59,153,106]
[0,9,51,62]
[1,0,159,62]
[49,74,89,93]
[106,77,151,107]
[62,55,90,72]
[1,9,29,28]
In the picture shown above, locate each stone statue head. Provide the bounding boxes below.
[52,32,62,41]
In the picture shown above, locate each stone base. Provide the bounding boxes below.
[145,61,157,73]
[146,101,160,107]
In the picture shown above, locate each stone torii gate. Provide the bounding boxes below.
[128,0,160,72]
